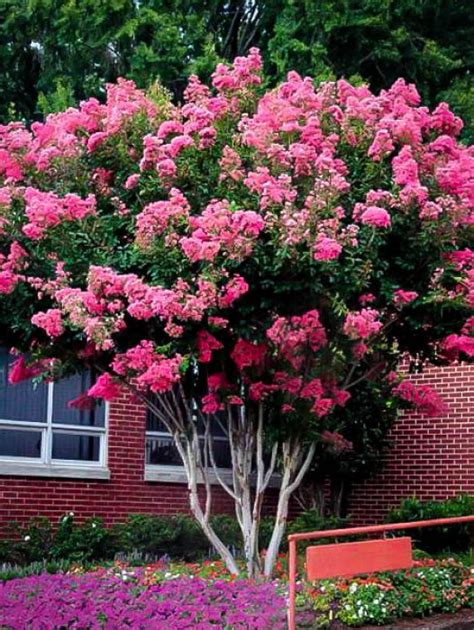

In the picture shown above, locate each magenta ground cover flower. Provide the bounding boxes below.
[0,572,287,629]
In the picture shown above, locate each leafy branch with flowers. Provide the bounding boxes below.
[0,48,473,577]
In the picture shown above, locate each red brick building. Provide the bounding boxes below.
[348,362,474,523]
[0,344,472,530]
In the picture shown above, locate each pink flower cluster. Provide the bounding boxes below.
[31,308,64,337]
[343,308,383,340]
[393,290,418,306]
[231,339,267,371]
[8,355,52,384]
[393,380,448,417]
[441,334,474,360]
[0,241,28,294]
[181,200,265,262]
[136,188,190,248]
[212,47,262,93]
[87,373,122,401]
[267,310,327,370]
[23,188,96,239]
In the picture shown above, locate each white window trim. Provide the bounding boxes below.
[144,430,281,488]
[0,381,110,480]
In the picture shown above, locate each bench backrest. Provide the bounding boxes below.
[306,536,413,581]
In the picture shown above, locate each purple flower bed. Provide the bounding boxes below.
[0,573,287,629]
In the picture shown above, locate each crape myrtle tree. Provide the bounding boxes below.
[0,50,473,577]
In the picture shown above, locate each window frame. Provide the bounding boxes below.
[0,381,110,479]
[144,428,233,484]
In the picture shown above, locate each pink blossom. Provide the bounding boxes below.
[359,294,376,305]
[197,330,223,363]
[124,174,140,189]
[219,146,244,182]
[8,356,46,384]
[87,373,122,401]
[393,290,418,306]
[360,206,391,228]
[300,378,324,399]
[313,235,342,261]
[267,310,327,370]
[248,381,277,401]
[22,188,96,239]
[136,355,182,393]
[208,373,229,391]
[156,159,178,180]
[311,398,334,417]
[352,341,369,359]
[231,339,266,371]
[368,129,395,161]
[0,270,17,294]
[136,188,190,248]
[208,316,228,329]
[31,309,64,337]
[202,392,223,414]
[441,334,474,359]
[219,276,249,308]
[181,200,264,262]
[343,308,382,340]
[393,380,448,417]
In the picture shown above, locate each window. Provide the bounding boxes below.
[145,403,232,482]
[0,349,108,478]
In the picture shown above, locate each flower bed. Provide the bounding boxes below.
[297,558,474,627]
[0,558,472,628]
[0,567,287,629]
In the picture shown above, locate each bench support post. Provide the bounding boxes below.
[288,538,297,630]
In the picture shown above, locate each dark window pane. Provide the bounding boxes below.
[146,435,182,466]
[52,433,100,461]
[208,438,232,468]
[52,372,105,427]
[0,348,47,423]
[145,435,231,468]
[0,428,42,458]
[146,396,226,437]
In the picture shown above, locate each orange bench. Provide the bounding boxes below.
[306,536,413,581]
[288,515,474,630]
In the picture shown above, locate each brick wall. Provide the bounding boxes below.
[0,392,239,530]
[348,363,474,523]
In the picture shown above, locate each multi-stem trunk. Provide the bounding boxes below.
[140,386,315,578]
[263,439,316,577]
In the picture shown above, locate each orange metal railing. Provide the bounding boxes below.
[287,515,474,630]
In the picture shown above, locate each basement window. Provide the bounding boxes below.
[0,348,109,479]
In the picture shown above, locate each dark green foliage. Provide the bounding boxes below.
[0,510,351,565]
[1,1,472,139]
[0,514,110,565]
[0,512,250,565]
[386,495,474,553]
[297,379,399,518]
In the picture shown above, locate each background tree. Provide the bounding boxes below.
[1,1,472,141]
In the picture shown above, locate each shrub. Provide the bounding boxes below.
[0,513,248,566]
[299,558,473,627]
[1,515,110,566]
[386,495,474,552]
[284,511,349,553]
